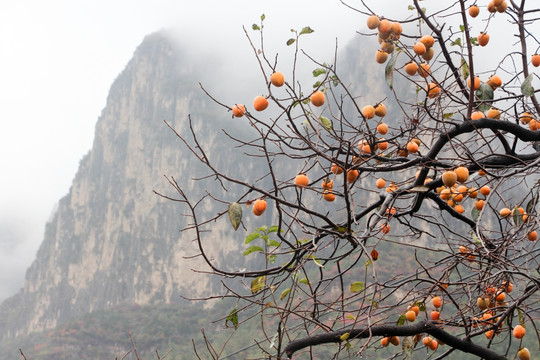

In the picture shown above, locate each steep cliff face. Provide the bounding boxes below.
[0,32,253,339]
[0,30,398,342]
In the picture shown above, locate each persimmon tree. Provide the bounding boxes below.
[162,1,540,359]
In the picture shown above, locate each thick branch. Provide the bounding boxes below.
[284,320,507,360]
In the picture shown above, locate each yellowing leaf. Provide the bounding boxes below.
[522,74,534,96]
[251,276,266,294]
[319,116,332,131]
[228,202,242,231]
[350,281,365,293]
[225,307,238,329]
[299,26,314,35]
[280,288,291,300]
[340,332,350,341]
[385,51,400,90]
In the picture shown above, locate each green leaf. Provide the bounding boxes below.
[268,240,281,247]
[312,68,326,77]
[225,307,238,329]
[243,245,264,256]
[402,336,415,358]
[471,206,480,221]
[286,38,296,46]
[396,314,407,326]
[350,281,365,293]
[443,112,454,120]
[251,276,266,294]
[252,24,260,31]
[335,226,348,234]
[268,225,280,233]
[414,301,426,312]
[513,206,524,226]
[330,75,339,87]
[340,332,350,341]
[245,232,260,244]
[459,24,466,32]
[312,81,322,88]
[260,14,265,21]
[518,308,525,325]
[280,288,291,300]
[521,74,534,96]
[526,195,537,214]
[298,277,310,285]
[364,259,372,267]
[476,83,494,100]
[385,51,400,90]
[476,82,494,112]
[451,38,462,47]
[306,255,324,267]
[472,232,482,244]
[299,26,314,35]
[320,116,332,131]
[256,225,268,232]
[461,59,470,81]
[228,202,242,231]
[408,5,415,10]
[470,37,478,46]
[268,254,277,264]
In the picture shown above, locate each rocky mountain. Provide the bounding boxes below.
[0,32,260,341]
[0,30,407,357]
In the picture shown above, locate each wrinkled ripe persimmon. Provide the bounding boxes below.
[375,50,388,64]
[323,190,335,202]
[253,199,267,216]
[420,35,435,48]
[426,83,440,98]
[478,32,490,46]
[253,96,269,111]
[454,166,469,183]
[366,15,380,30]
[331,163,343,175]
[295,174,309,188]
[378,19,392,34]
[468,76,481,90]
[362,105,376,119]
[270,71,285,87]
[232,104,246,117]
[404,62,418,76]
[469,5,480,17]
[418,63,431,77]
[487,74,502,89]
[376,178,386,189]
[374,103,387,117]
[532,54,540,67]
[513,324,526,339]
[413,42,426,55]
[377,122,388,135]
[310,91,325,107]
[347,169,359,183]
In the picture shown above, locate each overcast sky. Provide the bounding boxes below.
[0,0,374,302]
